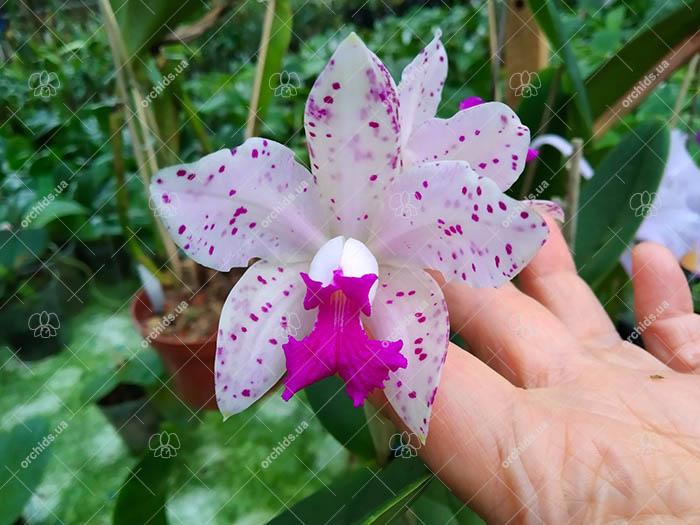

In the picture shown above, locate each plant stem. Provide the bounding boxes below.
[563,138,583,248]
[246,0,276,139]
[109,112,170,284]
[363,403,395,467]
[487,0,501,102]
[671,53,699,128]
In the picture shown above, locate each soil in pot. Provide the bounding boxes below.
[131,269,244,412]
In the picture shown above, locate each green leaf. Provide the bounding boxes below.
[305,376,376,461]
[0,229,49,273]
[586,3,700,120]
[23,200,89,229]
[0,417,53,525]
[574,120,669,287]
[526,0,593,138]
[81,349,164,404]
[409,479,485,524]
[251,0,293,135]
[109,0,201,57]
[113,451,174,525]
[269,457,431,524]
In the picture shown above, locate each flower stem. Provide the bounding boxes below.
[563,137,583,247]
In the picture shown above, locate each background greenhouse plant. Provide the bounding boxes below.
[0,0,699,523]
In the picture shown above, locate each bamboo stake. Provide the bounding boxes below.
[487,0,501,102]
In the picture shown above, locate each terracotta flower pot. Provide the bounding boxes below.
[130,289,218,411]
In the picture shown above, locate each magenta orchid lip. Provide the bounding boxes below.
[150,31,556,442]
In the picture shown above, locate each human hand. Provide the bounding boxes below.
[382,217,700,523]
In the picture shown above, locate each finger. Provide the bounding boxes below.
[371,343,521,520]
[518,215,619,345]
[632,242,700,372]
[429,270,581,388]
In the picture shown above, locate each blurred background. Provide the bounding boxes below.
[1,0,699,523]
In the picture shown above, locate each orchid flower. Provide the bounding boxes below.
[150,32,552,442]
[635,129,700,274]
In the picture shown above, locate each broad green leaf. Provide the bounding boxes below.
[586,3,700,121]
[305,375,376,461]
[0,229,49,273]
[0,417,52,525]
[108,0,201,57]
[409,478,485,524]
[81,349,164,404]
[574,120,669,287]
[113,451,174,525]
[249,0,293,136]
[526,0,593,138]
[268,457,431,524]
[23,200,89,228]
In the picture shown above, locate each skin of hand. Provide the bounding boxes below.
[375,216,700,524]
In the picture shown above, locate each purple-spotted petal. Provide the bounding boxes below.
[522,199,565,221]
[150,139,328,271]
[363,266,449,443]
[405,102,530,191]
[215,260,315,417]
[369,161,549,287]
[304,32,401,240]
[397,30,448,137]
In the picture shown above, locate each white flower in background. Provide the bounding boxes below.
[528,134,594,179]
[635,129,700,273]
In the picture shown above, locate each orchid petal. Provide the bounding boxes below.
[522,199,565,221]
[215,260,315,417]
[397,30,448,136]
[150,139,328,271]
[405,102,530,190]
[363,265,449,443]
[369,161,549,287]
[529,134,594,179]
[304,32,401,240]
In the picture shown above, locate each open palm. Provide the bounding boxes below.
[385,217,700,523]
